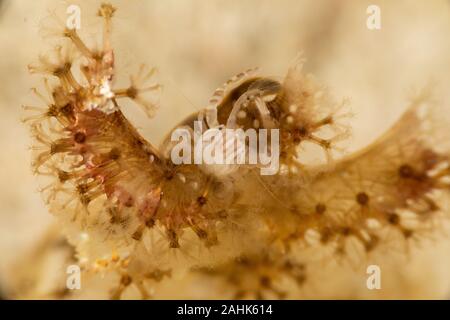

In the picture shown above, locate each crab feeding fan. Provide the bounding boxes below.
[24,3,450,299]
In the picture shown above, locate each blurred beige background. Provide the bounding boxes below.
[0,0,449,298]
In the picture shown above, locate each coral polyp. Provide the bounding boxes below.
[23,3,450,299]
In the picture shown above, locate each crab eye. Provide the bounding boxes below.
[263,94,277,102]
